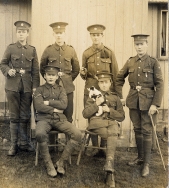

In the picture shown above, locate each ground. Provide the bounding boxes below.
[0,122,168,188]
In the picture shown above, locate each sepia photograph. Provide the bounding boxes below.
[0,0,168,187]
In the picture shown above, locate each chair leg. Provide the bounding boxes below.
[65,134,72,165]
[77,133,87,165]
[84,134,90,153]
[35,142,39,166]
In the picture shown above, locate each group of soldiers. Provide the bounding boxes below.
[0,20,163,188]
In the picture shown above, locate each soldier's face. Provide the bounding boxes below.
[53,32,65,44]
[134,41,148,56]
[98,79,111,92]
[90,33,103,45]
[16,29,29,42]
[44,73,58,85]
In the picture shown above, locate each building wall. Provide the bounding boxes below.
[0,0,167,146]
[31,0,148,135]
[0,0,31,115]
[148,3,168,110]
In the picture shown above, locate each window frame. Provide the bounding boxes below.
[158,9,168,60]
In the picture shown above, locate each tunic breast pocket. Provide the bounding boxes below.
[128,68,135,83]
[48,58,58,66]
[142,68,154,83]
[64,57,72,71]
[11,55,20,68]
[100,58,111,72]
[87,57,95,74]
[25,56,33,69]
[109,101,117,110]
[43,92,50,100]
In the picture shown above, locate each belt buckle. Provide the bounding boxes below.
[136,86,142,91]
[19,69,25,75]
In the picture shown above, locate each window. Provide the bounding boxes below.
[159,10,168,58]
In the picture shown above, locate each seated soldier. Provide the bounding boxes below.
[33,65,82,177]
[82,71,125,187]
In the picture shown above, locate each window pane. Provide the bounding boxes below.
[161,11,168,57]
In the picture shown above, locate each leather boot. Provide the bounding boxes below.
[8,145,18,156]
[87,134,99,157]
[128,133,144,166]
[105,172,115,188]
[39,142,57,177]
[19,122,34,152]
[56,139,80,174]
[104,160,114,173]
[56,159,65,174]
[99,138,107,158]
[127,157,144,166]
[142,163,149,177]
[143,135,152,167]
[8,122,19,156]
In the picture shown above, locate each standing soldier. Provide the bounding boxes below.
[80,24,119,157]
[0,21,40,155]
[40,22,80,123]
[115,34,164,177]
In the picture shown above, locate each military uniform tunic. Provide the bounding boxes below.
[80,43,119,104]
[40,43,80,94]
[0,41,40,121]
[115,53,163,134]
[83,90,125,137]
[0,41,40,92]
[40,42,80,123]
[115,54,163,110]
[33,83,81,143]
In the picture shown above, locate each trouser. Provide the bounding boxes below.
[129,109,155,164]
[36,119,82,144]
[6,81,32,145]
[90,123,118,162]
[63,92,73,123]
[36,119,82,161]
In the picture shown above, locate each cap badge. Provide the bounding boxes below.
[21,23,24,26]
[94,28,97,30]
[57,26,60,28]
[101,75,104,77]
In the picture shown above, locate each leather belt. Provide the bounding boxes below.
[58,72,70,76]
[130,86,154,91]
[15,69,31,74]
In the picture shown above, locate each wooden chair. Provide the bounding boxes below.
[77,129,107,165]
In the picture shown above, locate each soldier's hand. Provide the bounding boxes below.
[32,88,36,94]
[120,98,126,106]
[102,104,110,112]
[80,67,87,76]
[54,108,63,113]
[44,101,49,105]
[8,69,16,77]
[148,105,158,115]
[95,96,104,106]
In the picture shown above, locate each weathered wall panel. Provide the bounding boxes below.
[31,0,149,143]
[0,0,32,108]
[148,3,168,109]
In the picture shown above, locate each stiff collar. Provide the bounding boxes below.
[92,43,104,52]
[100,90,111,96]
[135,53,149,62]
[54,42,67,51]
[44,82,58,89]
[16,41,29,49]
